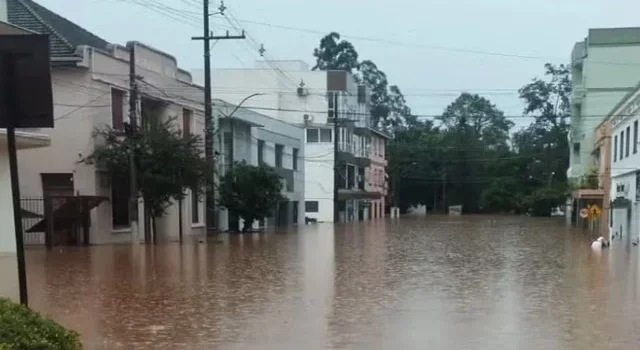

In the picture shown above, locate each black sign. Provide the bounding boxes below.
[0,34,53,128]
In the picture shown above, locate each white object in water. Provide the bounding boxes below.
[591,236,607,250]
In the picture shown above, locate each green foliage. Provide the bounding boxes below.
[0,298,81,349]
[312,32,359,72]
[522,187,566,217]
[219,162,286,232]
[312,33,417,132]
[86,117,209,220]
[387,63,571,217]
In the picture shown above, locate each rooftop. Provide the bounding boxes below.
[6,0,110,59]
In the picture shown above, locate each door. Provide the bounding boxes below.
[41,173,75,245]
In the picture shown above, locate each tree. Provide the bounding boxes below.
[311,33,416,132]
[516,63,571,215]
[358,60,390,127]
[312,32,359,72]
[218,162,285,232]
[86,118,209,241]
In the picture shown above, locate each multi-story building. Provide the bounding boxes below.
[607,83,640,245]
[568,27,640,225]
[213,99,305,231]
[4,0,208,244]
[200,60,391,222]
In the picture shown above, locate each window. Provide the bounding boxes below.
[306,128,319,143]
[305,201,319,213]
[626,126,631,157]
[111,175,130,228]
[620,131,625,159]
[275,144,284,168]
[634,120,639,154]
[293,148,299,170]
[111,88,124,130]
[191,186,200,224]
[223,132,233,173]
[258,140,265,165]
[614,135,618,162]
[182,109,192,137]
[292,201,299,224]
[320,128,332,142]
[328,92,336,118]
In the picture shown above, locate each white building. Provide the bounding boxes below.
[569,27,640,180]
[214,99,305,231]
[4,0,209,244]
[607,82,640,246]
[197,60,390,223]
[0,131,49,301]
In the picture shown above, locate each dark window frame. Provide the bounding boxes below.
[305,201,319,213]
[320,128,332,143]
[275,144,284,168]
[182,109,192,137]
[191,186,200,224]
[634,120,638,154]
[620,131,625,159]
[614,134,618,162]
[626,126,631,157]
[292,148,299,171]
[257,139,265,165]
[306,128,319,143]
[111,88,125,130]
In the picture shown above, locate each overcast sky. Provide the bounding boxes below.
[38,0,640,128]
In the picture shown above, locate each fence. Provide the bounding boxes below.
[19,195,102,247]
[20,196,45,245]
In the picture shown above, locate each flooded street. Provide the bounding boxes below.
[25,216,640,349]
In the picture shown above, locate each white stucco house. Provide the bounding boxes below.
[607,82,640,246]
[3,0,208,245]
[0,130,50,301]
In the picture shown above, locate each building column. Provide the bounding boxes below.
[0,151,19,301]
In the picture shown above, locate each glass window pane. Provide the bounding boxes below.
[306,128,319,143]
[320,128,332,142]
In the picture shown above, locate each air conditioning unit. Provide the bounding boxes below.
[297,87,309,97]
[303,114,313,124]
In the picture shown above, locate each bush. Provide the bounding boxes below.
[0,298,81,350]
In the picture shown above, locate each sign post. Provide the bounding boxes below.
[0,34,53,306]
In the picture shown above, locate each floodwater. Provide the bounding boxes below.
[25,216,640,350]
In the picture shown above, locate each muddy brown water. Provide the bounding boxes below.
[25,216,640,349]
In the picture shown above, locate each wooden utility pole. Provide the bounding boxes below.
[127,42,140,244]
[192,0,244,235]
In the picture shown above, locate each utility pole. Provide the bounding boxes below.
[127,42,140,244]
[192,0,245,235]
[333,92,340,223]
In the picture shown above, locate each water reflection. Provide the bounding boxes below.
[26,216,640,349]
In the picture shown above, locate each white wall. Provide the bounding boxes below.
[305,143,334,222]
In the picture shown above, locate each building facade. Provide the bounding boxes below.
[200,60,390,223]
[4,0,209,244]
[608,83,640,246]
[569,27,640,180]
[214,99,305,231]
[567,27,640,227]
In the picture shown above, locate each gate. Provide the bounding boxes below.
[20,195,107,248]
